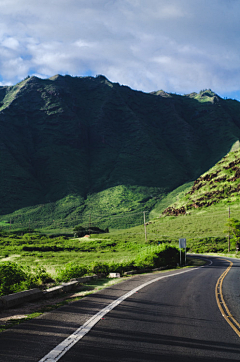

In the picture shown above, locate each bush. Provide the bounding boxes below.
[31,266,53,284]
[107,260,135,275]
[22,245,65,252]
[73,225,109,237]
[56,263,89,282]
[0,262,54,296]
[134,254,157,269]
[158,244,179,266]
[91,262,110,275]
[134,244,179,270]
[0,262,27,296]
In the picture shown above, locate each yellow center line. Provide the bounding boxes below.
[215,259,240,337]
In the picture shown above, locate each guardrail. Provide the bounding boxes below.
[0,275,98,310]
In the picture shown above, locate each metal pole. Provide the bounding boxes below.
[180,248,181,266]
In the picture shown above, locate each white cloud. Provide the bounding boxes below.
[1,37,19,50]
[0,0,240,98]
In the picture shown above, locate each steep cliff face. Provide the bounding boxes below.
[0,74,240,215]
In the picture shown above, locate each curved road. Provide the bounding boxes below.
[0,256,240,361]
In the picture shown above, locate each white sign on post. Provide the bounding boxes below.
[179,238,186,249]
[179,238,187,265]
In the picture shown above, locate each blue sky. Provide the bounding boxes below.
[1,0,240,100]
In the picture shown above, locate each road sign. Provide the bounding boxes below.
[179,238,186,249]
[179,238,187,265]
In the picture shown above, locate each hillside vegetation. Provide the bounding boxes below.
[1,76,240,228]
[2,149,240,295]
[163,146,240,215]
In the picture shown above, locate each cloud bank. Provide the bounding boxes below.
[0,0,240,98]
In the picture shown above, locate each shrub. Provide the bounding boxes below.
[108,260,135,275]
[0,263,54,295]
[22,245,65,252]
[73,225,109,237]
[0,262,27,296]
[158,244,179,266]
[134,244,179,270]
[31,266,53,284]
[134,254,157,269]
[91,262,110,275]
[56,263,89,282]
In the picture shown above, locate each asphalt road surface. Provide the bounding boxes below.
[0,255,240,362]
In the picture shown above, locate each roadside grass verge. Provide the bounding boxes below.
[0,238,180,296]
[0,201,239,297]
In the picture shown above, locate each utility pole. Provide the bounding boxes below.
[89,213,91,236]
[228,206,230,253]
[143,211,147,243]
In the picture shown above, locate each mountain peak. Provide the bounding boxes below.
[186,89,221,103]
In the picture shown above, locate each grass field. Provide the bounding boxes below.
[0,200,239,274]
[0,199,239,296]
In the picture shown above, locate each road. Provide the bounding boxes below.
[0,256,240,361]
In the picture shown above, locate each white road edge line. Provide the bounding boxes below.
[39,266,204,362]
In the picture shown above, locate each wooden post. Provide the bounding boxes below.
[228,206,230,253]
[89,213,91,236]
[143,212,147,243]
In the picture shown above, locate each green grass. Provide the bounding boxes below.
[0,200,238,278]
[149,182,193,219]
[162,148,240,216]
[0,227,180,283]
[148,204,240,240]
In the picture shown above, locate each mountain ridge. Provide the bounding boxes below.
[1,74,240,228]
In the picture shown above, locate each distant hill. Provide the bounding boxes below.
[1,75,240,229]
[163,145,240,216]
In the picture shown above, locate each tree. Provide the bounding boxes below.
[224,218,240,252]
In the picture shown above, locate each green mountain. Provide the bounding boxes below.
[1,75,240,230]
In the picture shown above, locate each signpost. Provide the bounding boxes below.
[179,238,186,266]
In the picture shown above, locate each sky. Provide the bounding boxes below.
[1,0,240,99]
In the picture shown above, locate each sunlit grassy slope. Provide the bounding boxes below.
[163,146,240,215]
